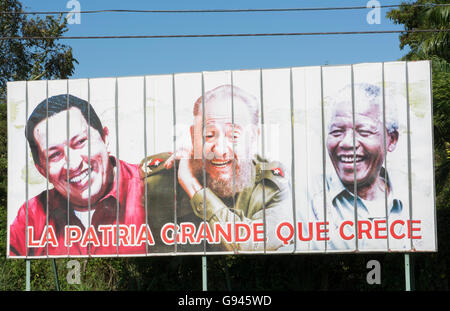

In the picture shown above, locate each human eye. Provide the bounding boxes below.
[357,127,377,137]
[48,150,63,161]
[329,128,344,137]
[228,129,240,141]
[74,137,88,147]
[205,131,215,139]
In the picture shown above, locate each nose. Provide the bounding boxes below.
[339,129,355,149]
[65,149,85,172]
[211,135,231,160]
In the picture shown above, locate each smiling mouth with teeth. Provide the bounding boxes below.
[69,168,91,184]
[338,155,365,163]
[210,160,232,167]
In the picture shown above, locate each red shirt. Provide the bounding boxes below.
[9,158,152,257]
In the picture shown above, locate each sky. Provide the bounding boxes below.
[19,0,409,79]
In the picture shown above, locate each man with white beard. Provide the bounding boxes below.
[141,85,293,252]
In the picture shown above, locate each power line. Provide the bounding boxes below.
[0,29,448,41]
[1,3,449,15]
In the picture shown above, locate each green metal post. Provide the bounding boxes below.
[202,256,207,291]
[405,254,415,291]
[26,260,31,291]
[52,259,60,291]
[224,259,232,291]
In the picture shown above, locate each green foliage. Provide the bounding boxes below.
[0,0,77,291]
[431,61,450,209]
[386,0,450,62]
[0,0,77,101]
[387,0,450,214]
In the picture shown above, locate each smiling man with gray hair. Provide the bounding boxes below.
[306,83,408,250]
[141,84,293,253]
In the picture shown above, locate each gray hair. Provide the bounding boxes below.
[325,83,399,134]
[193,84,259,126]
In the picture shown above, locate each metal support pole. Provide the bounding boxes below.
[26,260,31,291]
[224,259,232,291]
[404,254,415,291]
[51,259,60,291]
[202,256,207,291]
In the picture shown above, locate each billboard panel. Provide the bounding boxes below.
[7,61,436,258]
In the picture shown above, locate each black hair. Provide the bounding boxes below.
[25,94,104,166]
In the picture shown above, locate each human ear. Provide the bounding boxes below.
[386,130,399,152]
[102,126,110,149]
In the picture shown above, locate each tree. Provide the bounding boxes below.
[388,0,450,290]
[0,0,77,290]
[388,0,450,198]
[386,0,450,62]
[0,0,77,101]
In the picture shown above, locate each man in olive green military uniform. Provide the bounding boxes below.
[141,84,293,253]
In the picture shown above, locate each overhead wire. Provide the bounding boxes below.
[0,3,449,15]
[0,29,449,41]
[1,3,448,41]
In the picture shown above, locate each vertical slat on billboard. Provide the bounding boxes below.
[291,66,324,253]
[260,68,294,254]
[7,81,27,257]
[173,72,202,254]
[321,65,356,252]
[230,69,265,254]
[352,63,386,251]
[87,77,116,256]
[26,80,47,258]
[46,79,70,257]
[407,61,436,251]
[201,70,233,254]
[116,76,145,256]
[65,79,89,256]
[383,62,412,251]
[144,74,175,255]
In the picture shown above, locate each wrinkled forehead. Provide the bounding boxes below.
[196,96,255,127]
[330,97,382,121]
[33,107,91,150]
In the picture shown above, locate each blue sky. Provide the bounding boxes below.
[20,0,409,79]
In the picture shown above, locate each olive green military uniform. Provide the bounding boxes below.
[140,152,293,253]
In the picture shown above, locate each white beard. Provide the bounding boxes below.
[191,159,253,199]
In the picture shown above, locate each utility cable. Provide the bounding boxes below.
[0,3,449,15]
[0,29,449,41]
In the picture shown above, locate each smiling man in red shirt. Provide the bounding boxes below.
[9,94,150,257]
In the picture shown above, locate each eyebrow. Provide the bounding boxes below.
[70,133,88,144]
[356,123,379,130]
[47,145,61,153]
[205,123,243,130]
[46,130,88,150]
[328,122,347,128]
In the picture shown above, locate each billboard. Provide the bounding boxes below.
[7,61,436,258]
